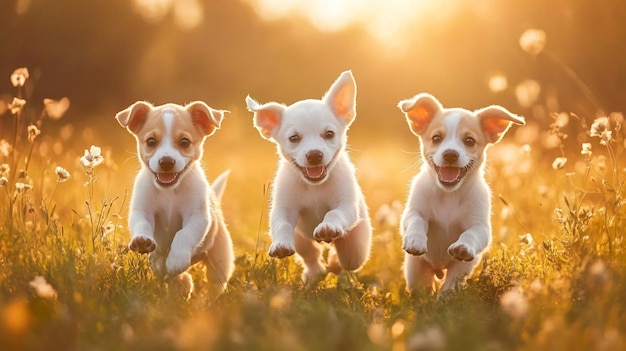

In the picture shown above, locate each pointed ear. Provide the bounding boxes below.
[186,101,227,136]
[322,70,356,125]
[397,93,443,136]
[476,105,526,143]
[115,101,153,134]
[246,95,285,140]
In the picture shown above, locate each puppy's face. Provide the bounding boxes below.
[247,70,357,185]
[399,93,525,191]
[116,101,225,189]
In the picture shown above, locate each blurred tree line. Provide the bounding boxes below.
[1,0,625,142]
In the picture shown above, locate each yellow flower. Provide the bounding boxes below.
[10,67,29,88]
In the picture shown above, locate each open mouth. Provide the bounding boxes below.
[295,163,328,182]
[154,172,182,186]
[431,160,472,186]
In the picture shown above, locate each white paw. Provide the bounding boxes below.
[403,234,427,256]
[166,250,192,276]
[268,241,296,258]
[313,222,344,243]
[129,235,156,253]
[448,242,475,261]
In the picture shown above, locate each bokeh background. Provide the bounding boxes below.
[1,0,625,226]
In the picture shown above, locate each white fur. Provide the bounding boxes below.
[116,101,234,298]
[398,93,525,293]
[246,71,372,283]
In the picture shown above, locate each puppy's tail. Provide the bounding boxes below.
[211,170,230,200]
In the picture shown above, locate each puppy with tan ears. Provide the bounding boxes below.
[246,71,372,283]
[116,101,234,298]
[398,93,525,294]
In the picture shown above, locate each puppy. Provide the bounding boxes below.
[246,71,372,283]
[398,93,525,293]
[116,101,234,298]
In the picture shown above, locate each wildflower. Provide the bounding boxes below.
[101,222,116,236]
[79,145,104,168]
[55,166,71,182]
[43,97,70,120]
[581,143,592,156]
[519,233,534,245]
[29,276,57,300]
[590,117,612,145]
[552,157,567,170]
[10,67,29,87]
[27,124,40,142]
[0,140,11,157]
[0,163,9,175]
[9,97,26,115]
[519,29,546,55]
[500,286,528,319]
[406,325,446,351]
[0,177,7,186]
[15,182,32,193]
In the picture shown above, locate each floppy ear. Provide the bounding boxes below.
[185,101,227,136]
[246,95,285,140]
[476,105,526,143]
[322,70,356,125]
[115,101,153,135]
[397,93,443,136]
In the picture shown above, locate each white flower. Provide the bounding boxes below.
[519,29,546,55]
[80,145,104,168]
[520,233,534,245]
[27,124,40,142]
[581,143,592,156]
[552,157,567,170]
[15,182,32,193]
[0,177,7,186]
[10,67,30,88]
[55,166,71,182]
[500,286,528,319]
[29,276,57,300]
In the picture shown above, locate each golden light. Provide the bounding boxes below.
[244,0,466,49]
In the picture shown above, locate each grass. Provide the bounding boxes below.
[1,68,626,351]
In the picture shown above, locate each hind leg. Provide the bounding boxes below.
[332,219,372,272]
[203,229,235,296]
[294,230,325,284]
[441,258,478,292]
[404,254,437,294]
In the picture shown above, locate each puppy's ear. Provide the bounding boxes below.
[115,101,153,134]
[186,101,227,136]
[323,70,356,125]
[246,95,285,140]
[476,105,525,143]
[398,93,443,136]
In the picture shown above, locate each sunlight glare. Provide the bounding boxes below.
[245,0,464,49]
[133,0,204,29]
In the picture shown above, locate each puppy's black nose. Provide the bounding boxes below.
[159,156,176,171]
[306,150,324,165]
[443,150,459,163]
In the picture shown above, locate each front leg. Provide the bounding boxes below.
[448,225,491,262]
[166,211,210,276]
[128,211,157,254]
[268,206,298,258]
[400,208,429,256]
[313,203,359,243]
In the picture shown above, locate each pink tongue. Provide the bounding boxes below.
[305,166,325,179]
[157,173,177,184]
[439,166,461,182]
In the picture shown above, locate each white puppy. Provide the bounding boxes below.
[398,93,525,293]
[246,71,372,283]
[116,101,234,298]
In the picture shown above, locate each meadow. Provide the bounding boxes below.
[0,65,625,351]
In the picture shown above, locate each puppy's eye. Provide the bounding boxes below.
[323,130,335,139]
[432,135,442,144]
[179,138,191,148]
[464,137,476,146]
[146,137,157,147]
[289,134,301,143]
